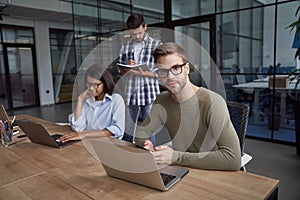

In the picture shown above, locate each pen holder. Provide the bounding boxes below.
[0,124,13,147]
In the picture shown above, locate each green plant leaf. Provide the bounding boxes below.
[296,4,300,16]
[296,48,300,60]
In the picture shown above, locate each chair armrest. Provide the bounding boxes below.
[241,153,252,167]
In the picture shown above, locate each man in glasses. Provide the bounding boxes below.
[118,13,161,144]
[135,42,241,170]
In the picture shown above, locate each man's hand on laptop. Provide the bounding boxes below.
[56,132,80,143]
[152,145,173,165]
[143,140,154,151]
[143,140,173,165]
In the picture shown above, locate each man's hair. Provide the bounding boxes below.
[85,64,120,95]
[153,42,188,63]
[127,13,145,29]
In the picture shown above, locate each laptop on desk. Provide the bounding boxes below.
[16,119,80,148]
[90,139,189,191]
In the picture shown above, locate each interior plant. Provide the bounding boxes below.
[286,0,300,60]
[286,0,300,155]
[288,70,300,155]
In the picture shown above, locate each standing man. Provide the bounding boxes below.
[118,13,161,143]
[135,42,241,171]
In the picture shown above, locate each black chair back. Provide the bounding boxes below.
[227,101,250,155]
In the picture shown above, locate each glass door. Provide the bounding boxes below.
[0,44,39,109]
[175,22,211,56]
[0,44,8,108]
[175,22,211,89]
[173,16,219,93]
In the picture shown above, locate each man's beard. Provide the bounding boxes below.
[165,77,187,95]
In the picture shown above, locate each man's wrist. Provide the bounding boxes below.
[142,71,156,78]
[78,131,87,140]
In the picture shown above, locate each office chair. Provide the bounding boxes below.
[227,101,252,171]
[233,66,254,112]
[235,72,267,121]
[235,74,254,108]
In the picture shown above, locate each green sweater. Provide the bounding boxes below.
[135,87,241,171]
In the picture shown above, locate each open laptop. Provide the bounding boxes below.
[16,119,80,148]
[91,139,189,191]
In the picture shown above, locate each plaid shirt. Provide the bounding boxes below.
[119,33,161,106]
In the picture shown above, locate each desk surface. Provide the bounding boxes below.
[233,81,268,89]
[233,80,299,90]
[0,115,279,200]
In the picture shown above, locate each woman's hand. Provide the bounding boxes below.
[56,132,81,143]
[79,89,95,101]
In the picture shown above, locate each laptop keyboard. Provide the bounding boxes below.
[160,173,176,186]
[51,134,64,146]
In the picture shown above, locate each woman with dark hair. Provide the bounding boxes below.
[57,64,125,143]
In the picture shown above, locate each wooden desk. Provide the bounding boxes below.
[0,115,279,200]
[0,171,91,199]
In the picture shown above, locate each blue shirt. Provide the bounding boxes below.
[119,33,161,106]
[69,93,125,139]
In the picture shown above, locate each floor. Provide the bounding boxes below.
[9,102,300,200]
[247,123,296,143]
[245,139,300,200]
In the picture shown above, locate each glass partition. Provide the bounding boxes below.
[1,26,34,44]
[132,0,164,24]
[175,22,210,88]
[0,25,38,109]
[50,29,76,103]
[71,0,299,144]
[0,45,7,108]
[172,0,215,20]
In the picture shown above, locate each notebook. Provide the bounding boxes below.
[117,63,147,71]
[16,119,80,148]
[90,139,189,191]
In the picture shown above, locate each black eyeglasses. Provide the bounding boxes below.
[157,62,187,78]
[85,82,103,89]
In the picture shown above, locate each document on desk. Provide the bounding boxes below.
[253,77,269,82]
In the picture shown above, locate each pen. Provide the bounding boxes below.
[11,116,16,126]
[0,121,5,132]
[4,121,8,131]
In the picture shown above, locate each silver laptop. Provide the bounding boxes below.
[16,119,80,148]
[91,139,189,191]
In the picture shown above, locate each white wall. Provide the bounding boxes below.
[35,20,72,105]
[7,0,72,13]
